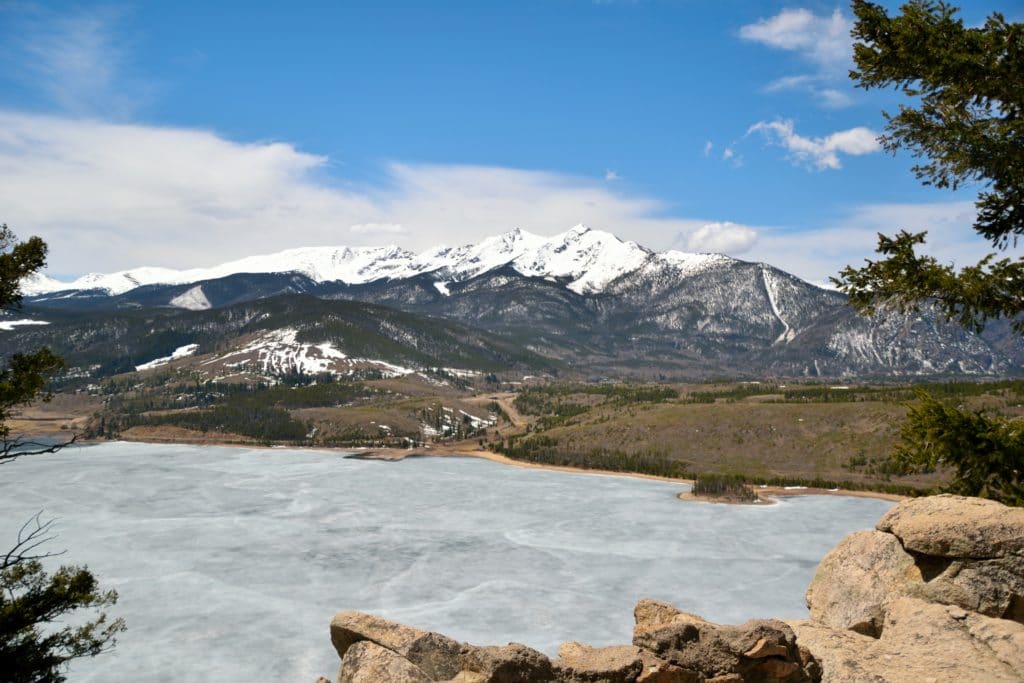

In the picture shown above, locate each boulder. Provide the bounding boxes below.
[330,611,464,680]
[633,610,813,682]
[456,642,554,683]
[809,496,1024,630]
[912,553,1024,621]
[445,673,489,683]
[805,530,919,636]
[337,641,432,683]
[635,650,699,683]
[877,494,1024,559]
[553,642,644,682]
[794,597,1024,682]
[634,599,688,629]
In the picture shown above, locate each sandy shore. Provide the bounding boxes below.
[351,444,908,503]
[70,425,906,504]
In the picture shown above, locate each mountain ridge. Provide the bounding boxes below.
[25,225,747,301]
[12,226,1023,380]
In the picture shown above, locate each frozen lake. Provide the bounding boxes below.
[0,442,893,681]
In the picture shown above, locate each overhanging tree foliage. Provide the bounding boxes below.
[834,2,1023,504]
[893,390,1023,505]
[1,224,124,681]
[834,1,1024,332]
[1,224,68,461]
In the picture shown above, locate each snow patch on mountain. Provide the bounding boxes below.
[762,268,795,345]
[170,285,211,311]
[654,250,733,276]
[415,228,549,281]
[203,328,414,378]
[24,246,418,296]
[136,343,199,371]
[511,224,651,294]
[0,319,50,331]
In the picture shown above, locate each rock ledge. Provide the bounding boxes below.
[324,495,1024,682]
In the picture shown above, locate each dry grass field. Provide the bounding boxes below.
[12,376,1023,495]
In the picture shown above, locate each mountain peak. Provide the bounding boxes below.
[511,226,651,294]
[26,225,698,298]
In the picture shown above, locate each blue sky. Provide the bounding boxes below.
[0,0,1019,284]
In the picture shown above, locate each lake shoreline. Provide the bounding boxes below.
[54,423,905,505]
[382,446,906,503]
[99,429,906,503]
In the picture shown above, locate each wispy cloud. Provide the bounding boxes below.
[605,169,622,182]
[349,223,407,235]
[1,4,150,117]
[683,222,757,254]
[751,201,1016,288]
[747,119,879,170]
[3,110,994,287]
[740,8,855,108]
[740,8,851,71]
[0,110,761,276]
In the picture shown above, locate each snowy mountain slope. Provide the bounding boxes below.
[24,225,663,297]
[18,226,1024,379]
[412,227,548,284]
[509,225,651,294]
[195,327,415,379]
[6,294,558,384]
[24,245,419,296]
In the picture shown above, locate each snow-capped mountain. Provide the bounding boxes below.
[23,225,697,299]
[409,227,548,284]
[25,244,419,296]
[14,224,1024,379]
[509,224,652,294]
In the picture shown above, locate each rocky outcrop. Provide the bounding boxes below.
[326,606,813,683]
[798,493,1024,681]
[805,494,1024,635]
[331,611,464,680]
[324,495,1024,682]
[338,641,433,683]
[794,597,1024,682]
[631,599,815,682]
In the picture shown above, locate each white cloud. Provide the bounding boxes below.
[816,88,854,109]
[685,222,758,254]
[746,201,1021,288]
[739,8,851,72]
[764,75,815,92]
[5,110,999,289]
[740,8,855,108]
[350,223,407,235]
[747,119,880,170]
[605,169,622,181]
[703,141,713,157]
[0,110,758,276]
[1,5,149,117]
[764,75,853,108]
[722,147,735,160]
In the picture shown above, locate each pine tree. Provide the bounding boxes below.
[834,1,1023,333]
[1,224,125,681]
[834,3,1023,504]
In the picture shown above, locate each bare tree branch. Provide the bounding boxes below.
[2,510,66,570]
[0,434,77,465]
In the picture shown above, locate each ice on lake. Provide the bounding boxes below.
[0,442,894,681]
